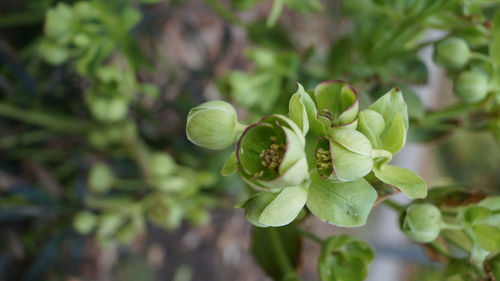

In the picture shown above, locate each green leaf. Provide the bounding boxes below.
[318,235,374,281]
[373,165,427,199]
[306,172,377,227]
[458,205,490,226]
[289,93,309,135]
[478,196,500,211]
[491,30,500,66]
[251,225,301,281]
[472,224,500,251]
[221,152,238,176]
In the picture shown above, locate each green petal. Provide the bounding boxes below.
[369,87,409,131]
[330,140,373,182]
[289,93,309,135]
[357,109,385,149]
[294,83,325,135]
[329,127,372,156]
[306,172,377,227]
[380,112,406,154]
[259,185,308,226]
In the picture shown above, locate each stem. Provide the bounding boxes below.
[297,228,323,244]
[203,0,245,27]
[422,102,483,123]
[268,228,298,278]
[383,199,405,212]
[470,52,492,64]
[0,104,93,133]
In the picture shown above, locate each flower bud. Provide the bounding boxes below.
[315,128,373,182]
[314,80,359,128]
[186,100,242,150]
[454,71,489,103]
[401,203,442,243]
[236,114,308,190]
[73,211,97,234]
[88,163,114,193]
[434,37,471,69]
[87,96,129,122]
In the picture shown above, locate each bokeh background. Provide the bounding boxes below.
[1,0,499,280]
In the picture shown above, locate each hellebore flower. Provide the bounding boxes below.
[186,100,245,150]
[315,128,373,182]
[314,80,359,128]
[401,203,442,243]
[236,114,308,190]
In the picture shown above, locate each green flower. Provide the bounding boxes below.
[236,114,308,190]
[315,128,373,182]
[434,37,471,69]
[401,203,442,243]
[186,100,245,150]
[454,70,489,103]
[314,80,359,128]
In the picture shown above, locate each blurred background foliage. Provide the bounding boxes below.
[0,0,500,280]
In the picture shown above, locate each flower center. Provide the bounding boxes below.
[255,136,285,177]
[316,148,332,174]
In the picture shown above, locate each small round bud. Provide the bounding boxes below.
[73,211,97,234]
[454,71,489,103]
[88,163,114,193]
[149,152,176,178]
[401,203,442,243]
[435,37,470,69]
[186,100,241,150]
[87,96,129,122]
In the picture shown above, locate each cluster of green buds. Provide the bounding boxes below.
[434,37,494,104]
[186,80,427,228]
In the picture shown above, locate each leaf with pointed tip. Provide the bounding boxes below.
[306,172,377,227]
[373,165,427,199]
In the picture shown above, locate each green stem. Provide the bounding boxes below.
[0,104,93,133]
[297,228,323,244]
[422,102,483,123]
[383,199,405,212]
[470,52,492,64]
[268,228,298,278]
[0,130,56,149]
[203,0,245,27]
